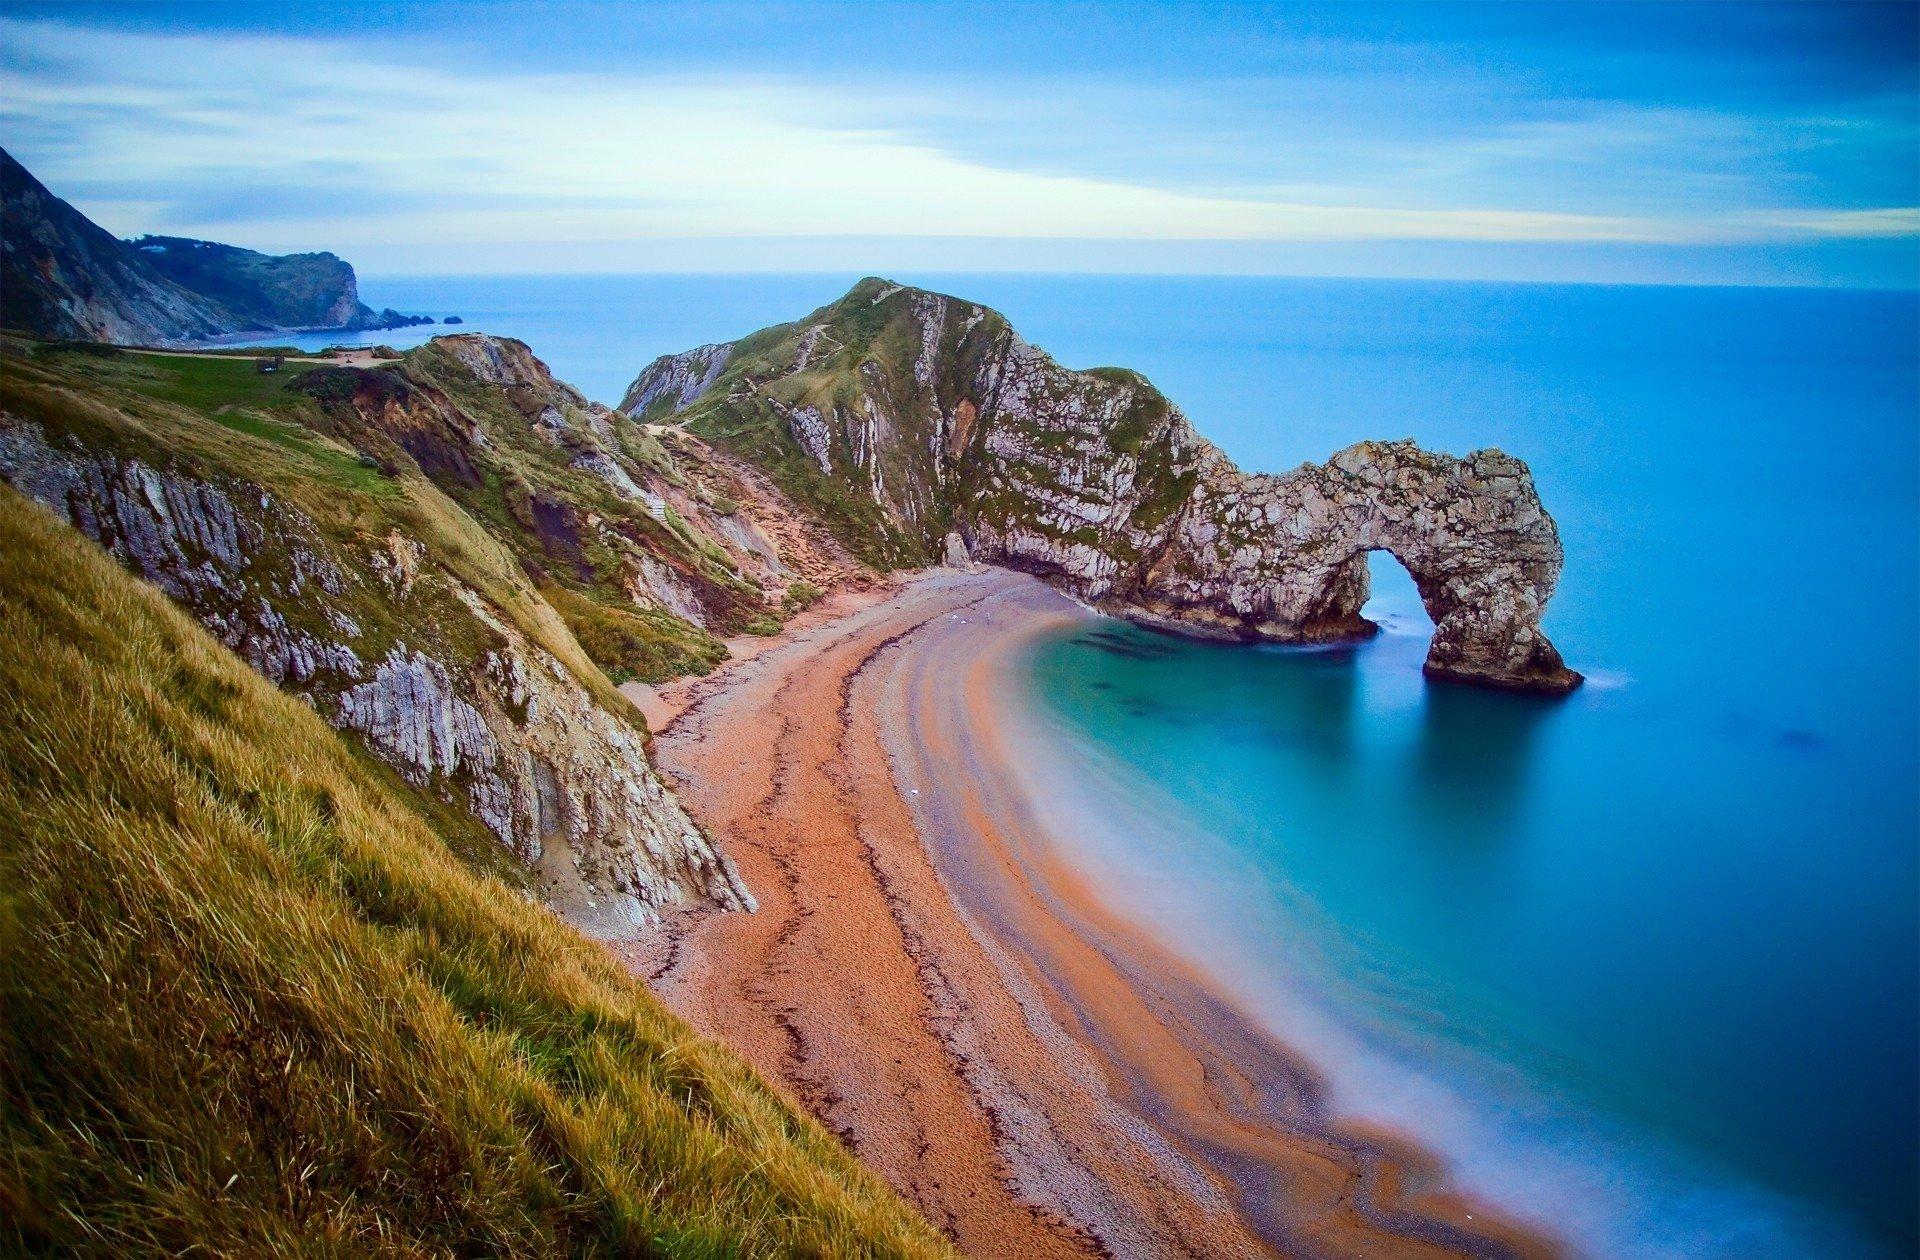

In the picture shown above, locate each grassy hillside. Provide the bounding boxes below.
[0,342,633,717]
[653,279,1203,580]
[6,340,736,702]
[0,485,952,1257]
[666,279,1007,571]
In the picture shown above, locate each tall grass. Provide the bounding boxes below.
[0,487,952,1258]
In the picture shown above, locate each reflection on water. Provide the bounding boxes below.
[1412,683,1559,840]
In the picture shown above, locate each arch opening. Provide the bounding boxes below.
[1361,548,1436,640]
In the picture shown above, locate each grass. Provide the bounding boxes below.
[34,345,332,413]
[544,583,729,684]
[0,486,953,1258]
[0,349,639,722]
[391,340,775,645]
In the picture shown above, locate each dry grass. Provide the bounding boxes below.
[0,486,953,1259]
[0,350,642,725]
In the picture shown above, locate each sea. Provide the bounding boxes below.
[226,273,1920,1256]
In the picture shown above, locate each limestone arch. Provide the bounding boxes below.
[1137,441,1581,694]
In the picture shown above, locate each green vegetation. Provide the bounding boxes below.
[0,488,951,1257]
[12,335,753,695]
[130,234,364,330]
[783,579,826,614]
[667,285,968,572]
[0,345,636,723]
[544,584,729,684]
[1130,466,1200,533]
[390,340,767,667]
[33,344,331,413]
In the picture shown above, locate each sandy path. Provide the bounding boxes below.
[614,568,1558,1259]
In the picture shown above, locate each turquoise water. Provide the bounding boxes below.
[234,274,1917,1254]
[992,280,1919,1257]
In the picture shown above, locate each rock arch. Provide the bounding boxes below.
[627,282,1580,695]
[1133,440,1583,694]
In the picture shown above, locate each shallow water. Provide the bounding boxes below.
[235,272,1918,1254]
[991,279,1918,1256]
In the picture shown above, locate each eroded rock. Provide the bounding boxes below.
[0,417,756,925]
[628,279,1581,693]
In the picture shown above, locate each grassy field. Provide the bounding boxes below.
[31,343,337,412]
[0,487,953,1258]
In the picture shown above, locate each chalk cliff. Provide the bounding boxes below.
[626,278,1580,693]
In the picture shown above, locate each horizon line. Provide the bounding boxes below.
[352,266,1920,296]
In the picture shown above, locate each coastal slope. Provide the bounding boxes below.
[0,148,430,343]
[0,483,954,1258]
[627,278,1579,693]
[0,335,797,929]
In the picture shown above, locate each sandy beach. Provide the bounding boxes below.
[612,568,1560,1259]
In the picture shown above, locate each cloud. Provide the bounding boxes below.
[0,15,1912,260]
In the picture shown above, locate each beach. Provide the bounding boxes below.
[612,567,1556,1259]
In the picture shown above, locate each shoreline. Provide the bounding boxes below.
[612,567,1559,1258]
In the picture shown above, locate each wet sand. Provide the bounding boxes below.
[612,567,1559,1259]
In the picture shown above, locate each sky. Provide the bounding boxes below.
[1,1,1915,286]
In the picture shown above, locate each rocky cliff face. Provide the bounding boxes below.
[628,278,1580,693]
[0,345,757,928]
[2,148,235,344]
[1,148,426,344]
[294,333,868,682]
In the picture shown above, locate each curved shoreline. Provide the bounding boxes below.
[614,568,1560,1258]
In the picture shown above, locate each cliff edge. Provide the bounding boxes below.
[0,337,770,929]
[1,148,430,344]
[625,278,1581,694]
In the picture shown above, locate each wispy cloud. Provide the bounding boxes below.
[0,15,1912,267]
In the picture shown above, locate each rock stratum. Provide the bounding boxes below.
[0,333,836,928]
[0,148,432,344]
[627,278,1579,693]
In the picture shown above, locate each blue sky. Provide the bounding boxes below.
[2,1,1915,285]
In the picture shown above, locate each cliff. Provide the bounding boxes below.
[1,148,235,343]
[294,332,869,678]
[0,335,789,929]
[0,148,428,344]
[0,483,954,1257]
[131,234,435,334]
[626,278,1580,693]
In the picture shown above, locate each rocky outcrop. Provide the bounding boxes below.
[324,335,870,655]
[629,278,1580,693]
[1,148,423,344]
[2,148,235,344]
[0,417,755,927]
[621,343,732,418]
[1138,441,1579,691]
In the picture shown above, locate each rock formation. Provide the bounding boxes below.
[628,278,1580,693]
[1,148,429,344]
[0,349,760,928]
[298,332,871,658]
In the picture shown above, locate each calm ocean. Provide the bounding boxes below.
[232,273,1920,1256]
